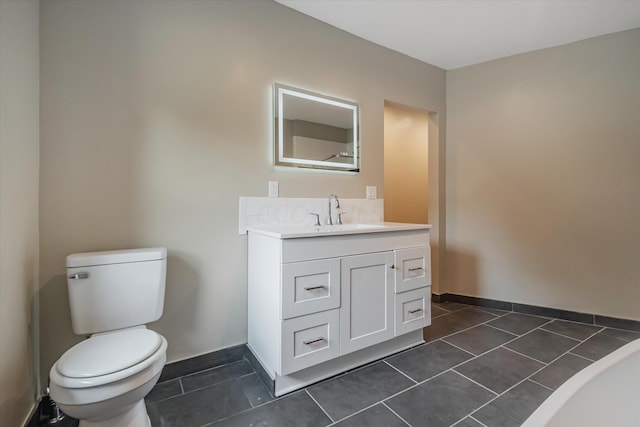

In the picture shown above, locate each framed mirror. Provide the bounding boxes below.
[274,83,359,172]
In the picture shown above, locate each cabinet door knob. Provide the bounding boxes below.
[389,264,395,269]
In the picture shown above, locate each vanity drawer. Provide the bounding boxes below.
[394,246,430,293]
[280,308,340,375]
[281,258,340,319]
[395,287,431,336]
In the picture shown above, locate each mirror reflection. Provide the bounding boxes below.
[274,83,359,172]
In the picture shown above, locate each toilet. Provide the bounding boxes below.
[49,247,168,427]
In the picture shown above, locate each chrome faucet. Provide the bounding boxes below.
[327,194,340,225]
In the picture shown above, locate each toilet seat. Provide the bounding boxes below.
[57,329,162,378]
[50,329,167,390]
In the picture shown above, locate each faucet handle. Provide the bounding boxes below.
[308,212,321,226]
[337,212,347,225]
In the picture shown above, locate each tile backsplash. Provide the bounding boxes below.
[238,197,384,234]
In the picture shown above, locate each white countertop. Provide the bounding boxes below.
[246,222,431,239]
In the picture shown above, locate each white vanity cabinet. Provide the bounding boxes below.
[247,223,431,396]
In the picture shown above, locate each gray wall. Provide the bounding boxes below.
[0,0,40,424]
[39,0,446,386]
[446,28,640,320]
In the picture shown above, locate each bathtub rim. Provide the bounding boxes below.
[522,337,640,426]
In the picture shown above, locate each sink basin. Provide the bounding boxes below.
[316,223,386,232]
[246,222,431,239]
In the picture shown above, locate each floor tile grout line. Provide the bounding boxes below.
[490,311,556,328]
[179,358,250,381]
[598,325,640,336]
[437,339,477,358]
[484,322,521,335]
[384,340,431,362]
[442,320,548,364]
[323,397,404,426]
[424,310,501,343]
[571,326,612,346]
[203,389,311,426]
[544,316,604,327]
[483,322,522,336]
[523,326,605,379]
[379,337,508,410]
[432,304,453,314]
[341,350,424,378]
[432,313,449,319]
[304,389,335,424]
[500,346,552,365]
[369,364,463,409]
[530,317,556,331]
[528,378,554,392]
[488,317,557,348]
[418,344,482,380]
[567,351,596,363]
[178,375,250,396]
[474,307,512,317]
[381,401,413,427]
[383,360,418,384]
[451,369,500,396]
[538,325,600,342]
[601,329,640,343]
[467,376,539,421]
[425,329,531,384]
[517,318,607,348]
[323,407,367,426]
[470,414,489,427]
[145,379,187,405]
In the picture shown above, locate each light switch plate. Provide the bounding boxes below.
[366,186,377,199]
[268,181,279,198]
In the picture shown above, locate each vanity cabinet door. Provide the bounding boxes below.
[340,251,395,355]
[394,246,430,293]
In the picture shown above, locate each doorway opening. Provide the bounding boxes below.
[383,102,429,224]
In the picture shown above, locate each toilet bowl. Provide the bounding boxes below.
[50,328,167,426]
[48,248,168,427]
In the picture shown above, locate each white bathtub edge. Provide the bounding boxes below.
[522,337,640,426]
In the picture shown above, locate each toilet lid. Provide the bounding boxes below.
[56,329,162,378]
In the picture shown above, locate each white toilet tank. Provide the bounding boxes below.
[66,247,167,335]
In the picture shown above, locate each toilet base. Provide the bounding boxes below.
[79,400,150,427]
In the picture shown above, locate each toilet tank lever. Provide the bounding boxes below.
[68,272,90,280]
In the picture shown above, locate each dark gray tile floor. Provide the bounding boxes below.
[44,302,640,427]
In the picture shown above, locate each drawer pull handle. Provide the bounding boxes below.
[408,267,423,272]
[303,337,324,345]
[408,308,423,314]
[304,285,325,291]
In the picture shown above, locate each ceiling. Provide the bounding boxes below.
[275,0,640,70]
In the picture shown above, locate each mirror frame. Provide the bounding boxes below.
[274,83,359,172]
